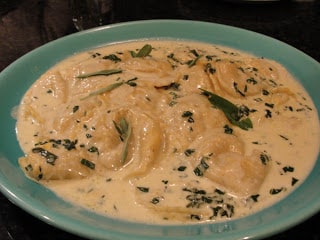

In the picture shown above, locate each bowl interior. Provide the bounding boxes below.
[0,20,319,240]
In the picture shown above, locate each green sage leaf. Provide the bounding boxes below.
[76,69,122,78]
[112,118,132,164]
[81,82,123,100]
[200,88,253,130]
[130,44,152,58]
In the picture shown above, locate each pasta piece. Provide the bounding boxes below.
[202,151,269,197]
[134,179,238,221]
[141,205,210,222]
[104,108,163,178]
[213,58,283,98]
[28,70,69,104]
[177,64,215,95]
[269,87,296,106]
[190,130,245,157]
[52,98,102,134]
[119,54,175,85]
[158,94,227,152]
[189,130,269,197]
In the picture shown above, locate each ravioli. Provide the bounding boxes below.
[16,40,319,223]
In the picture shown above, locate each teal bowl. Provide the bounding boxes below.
[0,20,319,240]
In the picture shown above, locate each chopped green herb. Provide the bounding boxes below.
[155,82,180,91]
[183,187,206,195]
[214,189,225,195]
[182,74,189,80]
[190,214,201,220]
[223,124,233,134]
[181,110,194,123]
[269,187,284,195]
[184,148,195,156]
[246,77,257,85]
[265,109,272,118]
[250,194,260,202]
[88,146,99,155]
[186,54,202,68]
[91,52,101,58]
[193,157,209,176]
[262,89,270,95]
[239,105,250,117]
[86,133,92,138]
[37,173,43,180]
[269,79,278,87]
[204,63,216,74]
[279,135,289,141]
[169,100,178,107]
[45,139,75,151]
[265,103,274,108]
[32,147,58,165]
[202,196,213,204]
[291,177,299,186]
[190,49,200,57]
[177,166,187,171]
[167,53,181,67]
[283,166,294,173]
[102,54,122,63]
[187,117,194,123]
[211,204,234,218]
[233,82,245,97]
[125,77,138,87]
[151,197,161,204]
[167,91,180,107]
[80,158,95,170]
[260,152,271,165]
[182,111,193,118]
[244,85,248,93]
[25,164,33,172]
[205,55,215,61]
[72,105,79,113]
[162,180,168,184]
[285,106,294,111]
[137,187,149,193]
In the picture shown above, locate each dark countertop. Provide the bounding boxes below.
[0,0,319,239]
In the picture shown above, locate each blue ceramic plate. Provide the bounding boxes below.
[0,20,319,240]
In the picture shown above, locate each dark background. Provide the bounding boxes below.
[0,0,319,239]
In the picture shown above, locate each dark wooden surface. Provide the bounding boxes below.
[0,0,319,239]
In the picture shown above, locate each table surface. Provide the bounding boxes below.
[0,0,319,239]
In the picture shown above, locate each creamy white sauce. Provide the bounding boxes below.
[16,40,319,224]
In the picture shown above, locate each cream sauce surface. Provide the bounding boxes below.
[16,40,319,224]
